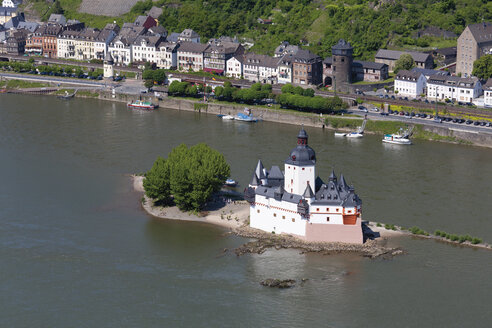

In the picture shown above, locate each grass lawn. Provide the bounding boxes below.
[5,79,48,89]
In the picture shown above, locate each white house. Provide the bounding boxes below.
[131,35,163,63]
[108,25,145,65]
[277,53,293,84]
[226,55,243,78]
[156,42,178,69]
[94,23,119,60]
[243,53,280,83]
[426,75,482,102]
[2,0,21,8]
[178,29,200,43]
[394,70,426,98]
[177,41,208,71]
[484,79,492,108]
[243,128,363,244]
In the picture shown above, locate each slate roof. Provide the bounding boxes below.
[244,52,280,68]
[352,60,387,70]
[292,49,321,64]
[148,6,163,19]
[434,47,457,57]
[48,14,66,25]
[332,39,352,50]
[148,25,167,37]
[427,75,479,89]
[167,32,179,43]
[180,29,199,39]
[268,166,284,180]
[255,160,266,180]
[483,78,492,91]
[177,41,208,53]
[375,49,431,63]
[395,69,422,81]
[468,22,492,44]
[133,35,162,47]
[274,41,300,56]
[410,67,449,77]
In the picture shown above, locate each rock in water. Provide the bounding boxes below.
[260,279,296,288]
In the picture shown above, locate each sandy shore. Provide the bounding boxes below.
[133,175,249,229]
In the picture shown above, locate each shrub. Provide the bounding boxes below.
[376,223,382,227]
[434,230,441,236]
[450,234,459,242]
[471,238,482,245]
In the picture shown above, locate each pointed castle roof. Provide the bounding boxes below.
[255,160,266,179]
[250,173,259,186]
[303,184,315,199]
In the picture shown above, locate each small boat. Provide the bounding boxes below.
[222,115,235,120]
[334,119,366,138]
[57,90,76,100]
[235,112,259,122]
[224,178,237,186]
[382,128,412,145]
[127,100,157,110]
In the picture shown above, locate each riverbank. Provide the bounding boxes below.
[2,75,492,147]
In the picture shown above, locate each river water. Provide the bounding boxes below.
[0,95,491,327]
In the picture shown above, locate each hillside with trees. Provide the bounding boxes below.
[27,0,492,61]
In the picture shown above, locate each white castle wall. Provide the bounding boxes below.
[250,195,306,236]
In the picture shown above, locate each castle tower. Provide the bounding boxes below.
[284,128,316,195]
[103,51,114,79]
[332,39,353,91]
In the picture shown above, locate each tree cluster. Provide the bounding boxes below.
[143,144,231,212]
[214,82,272,103]
[143,68,167,89]
[168,80,199,97]
[472,55,492,80]
[277,93,346,114]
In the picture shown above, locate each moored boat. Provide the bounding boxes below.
[222,115,235,120]
[382,127,413,145]
[127,100,157,110]
[224,178,237,186]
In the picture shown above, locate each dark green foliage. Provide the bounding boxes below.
[143,144,230,211]
[472,55,492,80]
[394,54,415,73]
[409,226,427,235]
[142,69,167,86]
[277,93,347,113]
[143,157,171,205]
[144,79,154,89]
[471,238,482,245]
[168,81,200,97]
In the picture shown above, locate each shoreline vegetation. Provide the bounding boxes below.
[132,176,490,256]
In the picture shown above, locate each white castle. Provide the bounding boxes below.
[244,128,363,244]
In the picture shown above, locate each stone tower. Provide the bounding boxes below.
[103,51,114,79]
[332,39,353,91]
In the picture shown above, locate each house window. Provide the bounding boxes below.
[326,217,330,222]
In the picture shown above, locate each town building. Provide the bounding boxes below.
[426,75,482,103]
[108,25,145,65]
[93,23,119,60]
[277,53,294,84]
[429,47,457,67]
[203,40,244,74]
[292,49,322,85]
[148,6,163,22]
[274,41,299,57]
[131,35,163,64]
[6,29,24,55]
[178,29,200,43]
[38,23,62,58]
[483,79,492,108]
[375,49,434,72]
[177,41,208,71]
[456,22,492,77]
[134,15,156,30]
[244,128,363,244]
[0,5,19,25]
[147,25,167,38]
[156,42,178,69]
[225,55,243,78]
[394,70,426,98]
[410,67,449,80]
[243,52,280,83]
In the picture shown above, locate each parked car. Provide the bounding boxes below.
[391,95,395,99]
[410,112,415,117]
[358,105,366,110]
[486,122,491,127]
[388,109,394,114]
[466,120,473,124]
[473,121,480,126]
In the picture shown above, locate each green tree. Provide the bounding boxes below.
[303,88,315,97]
[143,157,171,205]
[281,83,294,94]
[144,79,154,89]
[472,55,492,80]
[394,54,415,73]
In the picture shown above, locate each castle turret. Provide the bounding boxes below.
[332,39,353,91]
[284,128,316,195]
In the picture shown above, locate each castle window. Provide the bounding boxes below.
[336,208,339,212]
[257,210,260,213]
[282,215,285,219]
[273,213,277,217]
[326,217,330,222]
[302,168,305,170]
[326,208,329,211]
[292,218,295,222]
[317,208,319,211]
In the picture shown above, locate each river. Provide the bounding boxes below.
[1,94,491,327]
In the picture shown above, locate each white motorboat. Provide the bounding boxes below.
[334,119,366,138]
[382,128,413,145]
[224,178,237,186]
[222,115,235,120]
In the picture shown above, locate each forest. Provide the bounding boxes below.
[29,0,492,61]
